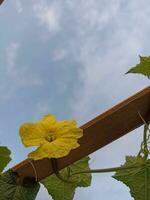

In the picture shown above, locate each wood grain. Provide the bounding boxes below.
[12,86,150,181]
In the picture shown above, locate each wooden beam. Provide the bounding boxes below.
[12,86,150,181]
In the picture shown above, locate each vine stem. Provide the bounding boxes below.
[138,112,150,133]
[54,112,150,183]
[138,112,150,159]
[51,158,74,183]
[71,164,142,176]
[143,125,149,159]
[72,112,150,177]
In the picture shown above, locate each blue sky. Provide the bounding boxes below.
[0,0,150,199]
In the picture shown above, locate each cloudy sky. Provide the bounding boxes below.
[0,0,150,199]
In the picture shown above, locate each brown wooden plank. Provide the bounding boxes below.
[12,86,150,181]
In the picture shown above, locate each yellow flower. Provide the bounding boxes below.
[19,114,83,160]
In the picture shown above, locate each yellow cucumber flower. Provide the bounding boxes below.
[19,114,83,160]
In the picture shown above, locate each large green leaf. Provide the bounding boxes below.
[41,157,92,200]
[113,156,150,200]
[0,170,40,200]
[0,146,11,172]
[126,56,150,78]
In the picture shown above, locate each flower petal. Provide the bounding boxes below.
[20,114,83,160]
[55,120,83,139]
[39,114,57,132]
[28,138,80,160]
[19,123,47,147]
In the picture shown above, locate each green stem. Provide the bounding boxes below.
[143,125,149,159]
[138,112,150,158]
[51,158,74,183]
[71,164,142,176]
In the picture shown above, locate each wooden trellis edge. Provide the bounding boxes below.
[12,86,150,181]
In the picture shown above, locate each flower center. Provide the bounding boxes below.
[45,133,56,142]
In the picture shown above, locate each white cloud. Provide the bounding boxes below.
[52,48,67,61]
[0,42,42,100]
[6,42,41,87]
[34,100,51,119]
[6,42,20,75]
[15,0,23,13]
[63,0,150,124]
[33,1,61,32]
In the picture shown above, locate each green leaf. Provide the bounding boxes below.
[126,56,150,78]
[0,146,11,172]
[113,156,150,200]
[41,157,92,200]
[0,170,40,200]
